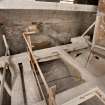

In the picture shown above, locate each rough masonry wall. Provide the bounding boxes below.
[0,9,96,56]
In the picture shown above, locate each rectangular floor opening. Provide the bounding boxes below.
[39,59,85,94]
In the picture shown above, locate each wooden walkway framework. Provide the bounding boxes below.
[0,36,89,105]
[1,35,105,105]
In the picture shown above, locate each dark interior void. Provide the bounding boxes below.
[74,0,99,5]
[79,96,105,105]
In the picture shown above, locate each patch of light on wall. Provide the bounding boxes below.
[60,0,74,4]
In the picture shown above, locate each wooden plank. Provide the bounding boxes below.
[0,1,97,12]
[11,63,24,105]
[22,59,41,105]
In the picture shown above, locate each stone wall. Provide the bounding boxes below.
[0,9,96,56]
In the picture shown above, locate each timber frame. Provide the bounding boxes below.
[1,36,105,105]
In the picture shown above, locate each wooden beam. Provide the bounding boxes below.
[0,37,89,67]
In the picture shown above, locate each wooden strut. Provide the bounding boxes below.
[81,21,96,37]
[81,21,96,46]
[23,32,56,105]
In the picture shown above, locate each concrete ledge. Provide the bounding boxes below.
[0,0,97,12]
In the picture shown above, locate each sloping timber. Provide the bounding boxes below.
[61,87,105,105]
[0,0,97,12]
